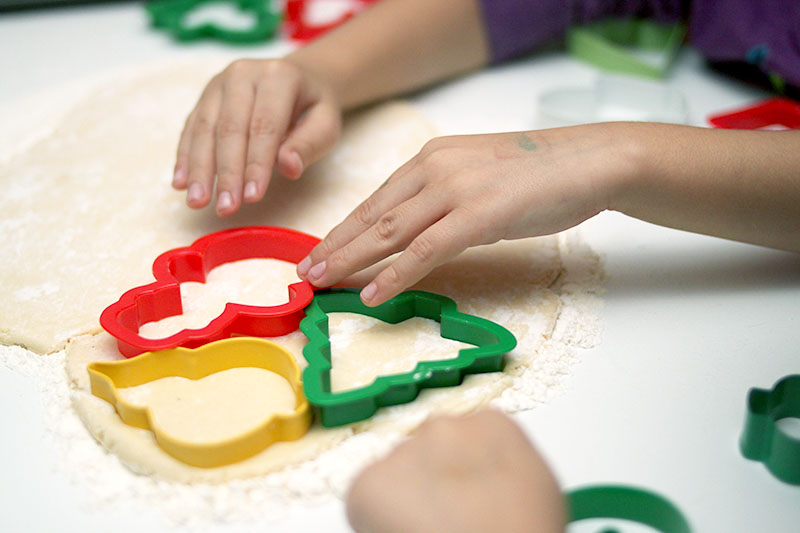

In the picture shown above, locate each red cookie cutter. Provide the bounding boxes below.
[100,226,320,358]
[708,98,800,130]
[284,0,379,43]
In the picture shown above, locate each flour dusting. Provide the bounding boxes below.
[0,227,602,529]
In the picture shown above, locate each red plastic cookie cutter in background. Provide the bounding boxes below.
[284,0,379,43]
[100,226,320,358]
[708,98,800,130]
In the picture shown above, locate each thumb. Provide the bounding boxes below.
[278,101,341,180]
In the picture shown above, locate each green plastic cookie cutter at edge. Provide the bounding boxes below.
[146,0,280,44]
[567,18,686,79]
[740,374,800,485]
[300,288,517,427]
[566,485,692,532]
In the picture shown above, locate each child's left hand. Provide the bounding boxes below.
[345,410,566,533]
[297,123,633,305]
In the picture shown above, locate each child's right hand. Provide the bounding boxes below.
[172,58,342,216]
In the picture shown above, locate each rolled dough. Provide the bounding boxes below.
[0,58,437,353]
[3,60,600,486]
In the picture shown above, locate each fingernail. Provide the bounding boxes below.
[361,282,377,303]
[289,151,303,178]
[244,181,258,200]
[217,191,233,211]
[308,260,326,281]
[297,256,311,277]
[187,183,203,204]
[172,168,185,187]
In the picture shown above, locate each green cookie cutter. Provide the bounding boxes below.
[567,18,686,79]
[146,0,280,44]
[300,288,517,427]
[566,485,692,532]
[740,374,800,485]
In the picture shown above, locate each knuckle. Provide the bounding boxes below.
[249,116,278,138]
[374,211,399,243]
[406,235,436,265]
[217,118,243,139]
[352,199,375,227]
[420,137,444,154]
[224,59,251,77]
[263,59,299,84]
[193,115,215,136]
[262,59,285,76]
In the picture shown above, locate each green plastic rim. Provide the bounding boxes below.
[300,288,517,427]
[740,374,800,485]
[146,0,281,44]
[566,485,692,532]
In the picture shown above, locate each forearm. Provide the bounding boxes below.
[611,124,800,252]
[286,0,490,110]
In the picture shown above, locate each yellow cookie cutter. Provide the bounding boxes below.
[88,337,311,468]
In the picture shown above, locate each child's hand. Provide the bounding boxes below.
[346,410,566,533]
[173,58,342,216]
[298,123,633,305]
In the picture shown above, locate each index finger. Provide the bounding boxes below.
[297,158,424,277]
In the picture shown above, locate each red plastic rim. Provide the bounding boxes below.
[100,226,321,357]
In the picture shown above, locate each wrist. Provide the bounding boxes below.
[285,46,356,110]
[601,122,653,214]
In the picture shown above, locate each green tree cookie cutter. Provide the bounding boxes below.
[566,485,692,532]
[300,288,517,427]
[567,18,686,79]
[740,374,800,485]
[146,0,280,44]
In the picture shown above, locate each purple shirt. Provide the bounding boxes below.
[478,0,800,89]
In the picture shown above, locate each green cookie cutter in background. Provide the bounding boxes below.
[566,485,692,532]
[146,0,280,44]
[567,18,686,79]
[740,374,800,485]
[300,288,517,427]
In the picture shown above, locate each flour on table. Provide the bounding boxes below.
[0,59,604,528]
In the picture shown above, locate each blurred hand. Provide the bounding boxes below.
[173,58,342,216]
[298,123,633,304]
[346,410,566,533]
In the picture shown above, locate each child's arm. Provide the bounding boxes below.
[297,124,800,306]
[173,0,490,216]
[346,410,566,533]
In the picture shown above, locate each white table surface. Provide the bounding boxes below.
[2,3,799,532]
